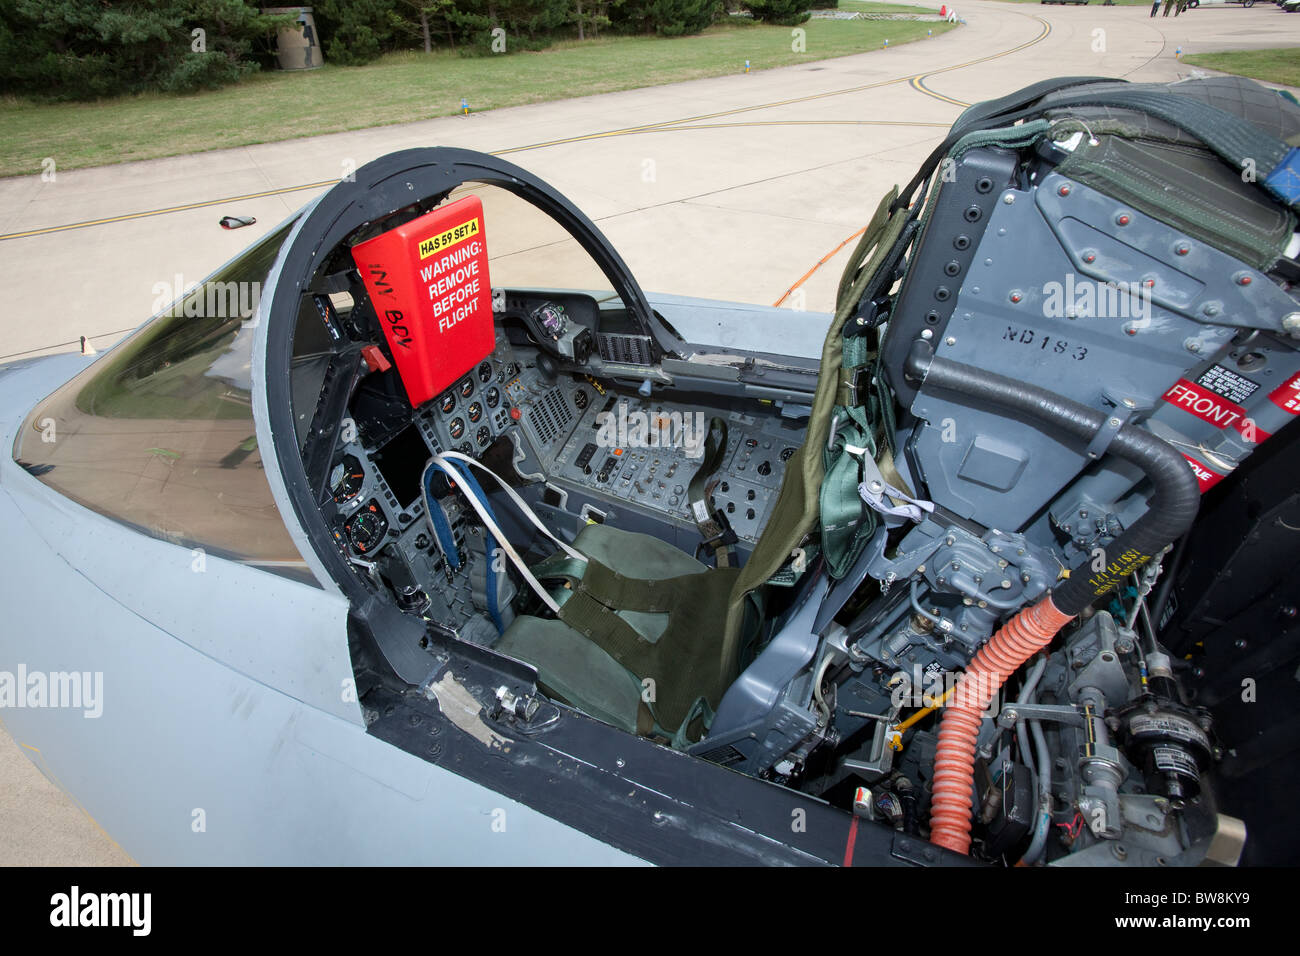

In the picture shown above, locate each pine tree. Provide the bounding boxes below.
[312,0,400,65]
[0,0,285,100]
[618,0,721,36]
[744,1,812,25]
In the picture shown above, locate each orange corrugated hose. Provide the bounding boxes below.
[928,596,1076,855]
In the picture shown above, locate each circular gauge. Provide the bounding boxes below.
[329,455,366,504]
[478,361,493,384]
[573,388,589,411]
[459,377,475,399]
[780,446,796,462]
[476,425,492,447]
[467,401,483,423]
[484,386,500,409]
[345,503,388,554]
[532,302,568,338]
[439,392,456,415]
[448,417,465,440]
[456,442,473,456]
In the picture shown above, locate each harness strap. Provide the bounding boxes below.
[687,416,736,567]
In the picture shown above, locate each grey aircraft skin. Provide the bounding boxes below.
[4,75,1298,867]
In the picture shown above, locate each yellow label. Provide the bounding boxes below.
[418,216,480,259]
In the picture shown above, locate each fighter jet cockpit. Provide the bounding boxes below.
[274,155,818,750]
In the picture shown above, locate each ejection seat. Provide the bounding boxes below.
[495,522,741,744]
[494,188,907,747]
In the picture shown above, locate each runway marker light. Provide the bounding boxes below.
[884,39,889,48]
[461,97,470,114]
[744,59,750,73]
[1175,48,1182,59]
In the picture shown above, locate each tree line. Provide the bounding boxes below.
[0,1,833,101]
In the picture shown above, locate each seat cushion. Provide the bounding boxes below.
[495,523,730,739]
[572,522,707,579]
[553,522,707,644]
[493,615,646,734]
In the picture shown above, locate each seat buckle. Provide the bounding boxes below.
[697,508,738,557]
[841,366,870,407]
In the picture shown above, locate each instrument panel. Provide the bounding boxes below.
[548,393,799,545]
[325,334,519,562]
[322,323,799,585]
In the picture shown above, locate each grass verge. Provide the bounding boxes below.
[1182,47,1300,89]
[1,12,953,178]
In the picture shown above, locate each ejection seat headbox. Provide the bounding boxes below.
[351,195,496,408]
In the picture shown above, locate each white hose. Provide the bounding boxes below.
[439,450,587,563]
[429,453,567,615]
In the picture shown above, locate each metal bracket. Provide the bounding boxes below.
[996,701,1086,729]
[842,713,900,777]
[1085,406,1132,461]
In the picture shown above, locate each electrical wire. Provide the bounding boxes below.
[439,450,587,564]
[909,579,947,630]
[421,461,462,570]
[1017,653,1052,865]
[430,452,565,614]
[1015,656,1047,781]
[437,457,506,634]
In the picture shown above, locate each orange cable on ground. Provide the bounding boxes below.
[772,225,867,308]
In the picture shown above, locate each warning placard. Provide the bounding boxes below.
[1163,379,1247,430]
[1182,453,1226,493]
[1162,378,1267,443]
[351,195,494,408]
[1268,371,1300,415]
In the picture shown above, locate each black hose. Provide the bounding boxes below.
[905,341,1201,617]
